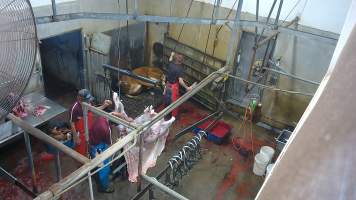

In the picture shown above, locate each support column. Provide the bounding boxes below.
[83,106,90,158]
[55,151,62,182]
[24,132,38,193]
[225,0,243,70]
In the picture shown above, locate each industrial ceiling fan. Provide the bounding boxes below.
[0,0,37,120]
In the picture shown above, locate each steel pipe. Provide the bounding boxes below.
[34,13,338,44]
[174,111,221,140]
[55,152,62,182]
[24,132,38,193]
[8,114,89,164]
[141,174,189,200]
[225,0,243,70]
[51,0,57,21]
[82,102,138,130]
[263,67,320,85]
[103,64,159,86]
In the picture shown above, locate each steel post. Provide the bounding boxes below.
[34,13,338,44]
[88,173,94,200]
[225,0,243,70]
[83,106,90,158]
[0,166,37,198]
[51,0,57,21]
[133,0,139,18]
[213,0,222,24]
[174,111,221,140]
[263,66,320,85]
[137,133,144,192]
[24,132,38,193]
[55,151,62,181]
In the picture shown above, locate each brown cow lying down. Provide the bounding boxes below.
[120,66,165,96]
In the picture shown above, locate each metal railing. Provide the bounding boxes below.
[29,66,228,200]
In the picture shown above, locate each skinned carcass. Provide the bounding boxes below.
[120,106,175,182]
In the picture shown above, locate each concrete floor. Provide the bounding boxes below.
[0,88,278,200]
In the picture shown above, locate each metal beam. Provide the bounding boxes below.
[24,132,38,193]
[174,111,221,140]
[8,114,89,164]
[141,174,189,200]
[213,0,222,24]
[51,0,57,21]
[82,102,138,130]
[133,0,139,18]
[225,0,243,70]
[265,64,320,85]
[35,12,338,44]
[102,64,159,86]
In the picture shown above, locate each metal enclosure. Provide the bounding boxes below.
[39,30,84,90]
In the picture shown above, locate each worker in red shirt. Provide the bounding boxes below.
[89,112,133,193]
[70,89,112,156]
[163,53,194,118]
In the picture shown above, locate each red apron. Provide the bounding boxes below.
[165,82,180,117]
[74,112,93,156]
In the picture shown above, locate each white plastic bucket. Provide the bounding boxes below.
[266,163,275,177]
[253,153,269,176]
[260,146,275,163]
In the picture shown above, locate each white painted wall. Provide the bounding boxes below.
[31,0,144,39]
[195,0,351,34]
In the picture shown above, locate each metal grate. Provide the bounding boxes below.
[0,0,37,120]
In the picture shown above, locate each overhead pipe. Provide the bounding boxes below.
[82,102,138,130]
[51,0,57,21]
[102,64,159,86]
[174,111,222,140]
[225,0,243,71]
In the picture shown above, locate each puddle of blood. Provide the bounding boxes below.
[214,153,252,200]
[0,151,84,200]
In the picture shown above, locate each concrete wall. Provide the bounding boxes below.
[195,0,351,34]
[143,0,339,127]
[144,0,239,63]
[28,0,344,127]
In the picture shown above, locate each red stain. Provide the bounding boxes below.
[0,151,85,200]
[214,153,252,200]
[235,181,253,199]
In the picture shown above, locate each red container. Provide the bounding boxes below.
[195,120,232,144]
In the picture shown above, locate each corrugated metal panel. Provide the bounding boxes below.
[86,23,146,103]
[87,50,110,103]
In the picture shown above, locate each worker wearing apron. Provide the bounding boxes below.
[89,116,114,193]
[70,89,112,156]
[163,53,193,118]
